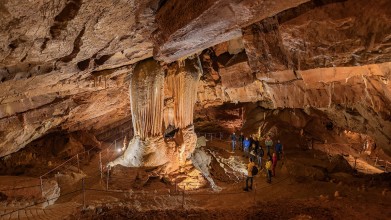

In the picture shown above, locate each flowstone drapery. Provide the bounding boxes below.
[109,57,202,174]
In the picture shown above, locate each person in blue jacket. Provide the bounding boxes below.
[243,137,251,157]
[275,140,283,160]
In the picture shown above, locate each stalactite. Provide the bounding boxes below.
[130,58,164,140]
[165,56,202,129]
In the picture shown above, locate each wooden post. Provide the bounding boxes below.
[375,157,378,166]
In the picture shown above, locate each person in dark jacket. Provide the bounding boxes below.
[249,135,255,150]
[238,132,244,151]
[275,140,283,160]
[230,132,237,152]
[258,146,264,167]
[254,138,260,155]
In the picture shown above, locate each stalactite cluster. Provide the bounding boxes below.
[165,58,202,130]
[131,59,164,140]
[110,56,202,172]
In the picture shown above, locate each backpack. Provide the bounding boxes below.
[251,165,259,176]
[259,148,264,157]
[265,161,272,170]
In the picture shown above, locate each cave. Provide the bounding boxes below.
[0,0,391,219]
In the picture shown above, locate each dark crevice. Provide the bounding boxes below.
[77,58,90,71]
[157,0,169,11]
[8,43,17,49]
[50,0,83,39]
[8,38,26,50]
[20,54,27,62]
[54,0,82,22]
[40,38,49,51]
[58,26,85,63]
[277,0,347,24]
[94,54,113,66]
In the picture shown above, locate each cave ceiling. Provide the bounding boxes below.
[0,0,391,157]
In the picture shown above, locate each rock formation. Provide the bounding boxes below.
[108,57,202,173]
[1,0,391,167]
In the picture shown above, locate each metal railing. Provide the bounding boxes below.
[196,132,231,141]
[37,136,127,197]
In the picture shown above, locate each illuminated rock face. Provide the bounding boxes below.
[1,0,391,159]
[109,57,202,173]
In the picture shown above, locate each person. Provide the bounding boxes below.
[249,135,255,150]
[230,132,237,152]
[265,157,272,183]
[265,135,273,157]
[272,153,277,177]
[244,157,256,191]
[250,144,257,162]
[258,146,264,167]
[243,137,251,157]
[253,138,260,155]
[275,140,283,160]
[238,132,244,151]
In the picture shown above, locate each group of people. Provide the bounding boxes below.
[230,132,284,191]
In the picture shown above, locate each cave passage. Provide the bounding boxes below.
[0,0,391,219]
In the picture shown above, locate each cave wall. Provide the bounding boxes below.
[1,0,391,158]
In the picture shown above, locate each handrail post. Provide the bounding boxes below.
[82,178,86,209]
[375,157,378,166]
[175,177,177,194]
[182,185,185,209]
[106,168,110,191]
[40,177,44,197]
[99,152,103,179]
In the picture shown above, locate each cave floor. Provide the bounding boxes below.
[66,140,391,219]
[1,139,390,220]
